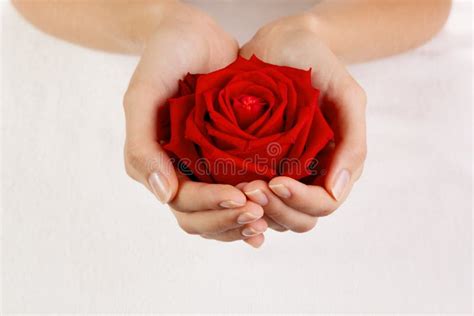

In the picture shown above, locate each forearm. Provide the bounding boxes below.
[308,0,452,63]
[12,0,181,54]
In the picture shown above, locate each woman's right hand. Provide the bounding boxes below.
[123,2,267,248]
[239,13,367,233]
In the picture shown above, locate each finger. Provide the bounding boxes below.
[236,182,248,190]
[201,218,268,242]
[170,179,247,211]
[237,183,287,231]
[124,137,179,204]
[173,201,264,235]
[243,234,265,248]
[323,79,367,201]
[243,180,317,233]
[269,177,348,217]
[123,69,183,204]
[264,215,288,232]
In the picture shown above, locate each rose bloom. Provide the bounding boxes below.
[157,56,333,185]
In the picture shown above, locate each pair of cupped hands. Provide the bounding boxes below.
[123,3,367,248]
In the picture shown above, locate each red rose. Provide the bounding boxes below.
[157,56,333,185]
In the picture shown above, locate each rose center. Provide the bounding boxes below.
[232,95,267,129]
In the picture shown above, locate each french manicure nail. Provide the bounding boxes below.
[331,169,350,201]
[244,189,269,206]
[219,200,245,209]
[148,171,170,203]
[242,227,259,237]
[237,212,259,224]
[269,184,291,198]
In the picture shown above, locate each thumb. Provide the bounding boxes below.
[123,80,180,204]
[124,139,179,204]
[325,138,366,202]
[324,82,367,201]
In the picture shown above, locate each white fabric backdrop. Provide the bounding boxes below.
[1,0,472,313]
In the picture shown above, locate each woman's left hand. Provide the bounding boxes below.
[239,13,367,233]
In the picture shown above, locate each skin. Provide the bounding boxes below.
[12,0,451,247]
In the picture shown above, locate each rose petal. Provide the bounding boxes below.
[186,116,277,184]
[156,101,171,143]
[201,90,256,140]
[223,81,277,132]
[163,95,214,183]
[217,89,238,125]
[178,73,199,95]
[161,55,334,185]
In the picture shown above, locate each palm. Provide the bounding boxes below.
[131,19,238,100]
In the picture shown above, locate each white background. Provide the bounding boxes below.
[1,0,472,313]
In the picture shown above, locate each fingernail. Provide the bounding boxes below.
[331,169,350,201]
[237,212,259,224]
[219,200,245,209]
[244,189,269,206]
[148,171,171,203]
[242,227,260,237]
[269,184,291,198]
